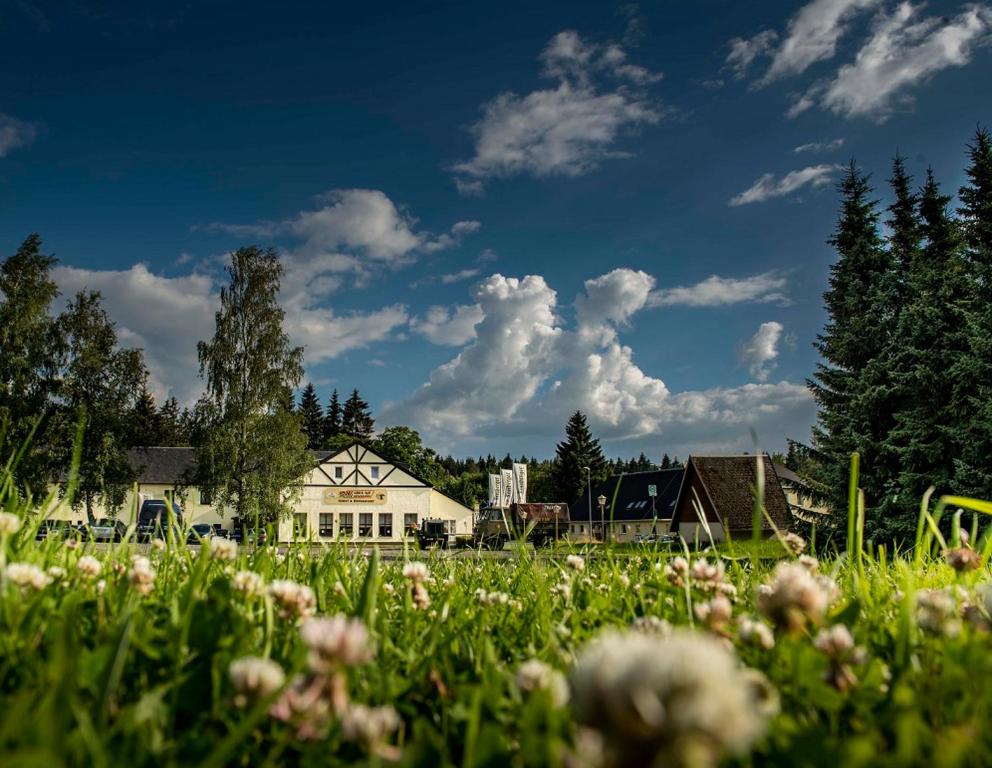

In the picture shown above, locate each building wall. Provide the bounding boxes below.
[568,519,671,542]
[45,483,225,527]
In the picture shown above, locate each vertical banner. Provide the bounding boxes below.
[488,474,501,507]
[500,468,514,509]
[512,463,528,504]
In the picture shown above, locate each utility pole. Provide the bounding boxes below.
[584,466,592,540]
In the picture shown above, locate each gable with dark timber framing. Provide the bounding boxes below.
[307,443,428,489]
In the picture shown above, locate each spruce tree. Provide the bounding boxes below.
[341,388,375,441]
[297,382,324,450]
[195,246,312,527]
[129,383,165,447]
[324,389,342,445]
[0,234,61,495]
[158,397,185,446]
[955,128,992,498]
[550,410,607,504]
[884,169,969,531]
[808,163,895,538]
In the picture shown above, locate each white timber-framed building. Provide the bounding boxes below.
[49,442,476,544]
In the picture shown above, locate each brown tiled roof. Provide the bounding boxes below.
[689,455,791,533]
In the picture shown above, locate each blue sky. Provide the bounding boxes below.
[1,0,990,458]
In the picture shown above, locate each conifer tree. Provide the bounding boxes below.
[129,383,165,447]
[550,410,607,503]
[884,169,969,531]
[808,163,894,535]
[0,234,61,494]
[955,128,992,498]
[297,382,324,450]
[158,397,185,446]
[324,389,342,445]
[341,388,375,441]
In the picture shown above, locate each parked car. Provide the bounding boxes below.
[87,518,128,542]
[35,520,75,541]
[231,527,267,545]
[136,499,184,542]
[186,523,214,544]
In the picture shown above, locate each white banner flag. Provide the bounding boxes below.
[512,463,528,504]
[500,468,514,509]
[488,474,501,507]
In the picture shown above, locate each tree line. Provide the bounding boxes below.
[804,128,992,544]
[0,242,674,522]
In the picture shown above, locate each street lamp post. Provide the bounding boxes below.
[584,466,592,541]
[598,494,607,543]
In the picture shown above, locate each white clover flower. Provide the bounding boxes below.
[208,536,238,561]
[151,538,165,552]
[229,656,286,707]
[798,555,819,573]
[571,628,778,768]
[232,570,265,598]
[691,558,725,591]
[632,616,672,635]
[738,617,775,650]
[757,561,832,632]
[0,512,22,535]
[340,703,401,749]
[551,581,571,600]
[76,555,102,579]
[95,579,107,594]
[402,561,429,583]
[6,562,52,591]
[269,579,316,620]
[781,532,807,555]
[694,595,733,631]
[411,581,431,611]
[916,588,961,636]
[618,573,631,588]
[565,554,585,572]
[128,556,156,596]
[813,624,855,656]
[47,565,67,581]
[664,556,689,587]
[382,582,395,595]
[299,615,373,672]
[65,538,80,550]
[813,624,866,692]
[516,659,569,707]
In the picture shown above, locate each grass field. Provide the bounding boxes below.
[4,476,992,767]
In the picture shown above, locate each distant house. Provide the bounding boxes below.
[571,467,685,542]
[669,455,792,544]
[772,461,831,525]
[49,442,475,543]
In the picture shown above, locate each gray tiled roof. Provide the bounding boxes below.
[126,447,332,485]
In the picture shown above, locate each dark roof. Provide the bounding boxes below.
[772,461,805,488]
[126,447,333,485]
[573,468,685,522]
[688,455,791,532]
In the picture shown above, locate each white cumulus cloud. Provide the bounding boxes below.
[410,304,485,346]
[452,30,661,190]
[729,164,842,206]
[725,30,779,79]
[739,321,785,381]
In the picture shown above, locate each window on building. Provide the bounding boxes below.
[358,513,373,537]
[621,524,628,534]
[444,519,455,534]
[293,513,309,540]
[379,513,393,537]
[339,513,353,536]
[199,488,212,505]
[404,513,418,532]
[579,524,585,533]
[335,466,343,479]
[319,513,334,537]
[371,466,380,479]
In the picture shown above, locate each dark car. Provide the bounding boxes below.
[35,520,74,541]
[231,527,267,545]
[186,523,214,544]
[136,499,184,542]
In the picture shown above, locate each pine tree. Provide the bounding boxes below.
[660,453,672,470]
[955,128,992,498]
[341,388,374,441]
[297,382,324,450]
[195,246,312,527]
[808,163,895,538]
[0,234,61,495]
[323,389,342,445]
[884,169,969,532]
[550,410,607,504]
